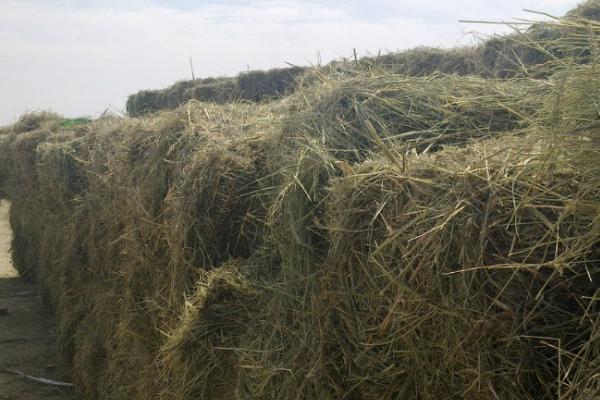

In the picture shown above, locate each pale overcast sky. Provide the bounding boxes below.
[0,0,580,125]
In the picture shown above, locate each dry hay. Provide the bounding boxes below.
[160,259,261,400]
[0,102,283,398]
[224,132,600,400]
[360,46,484,77]
[127,68,305,117]
[314,135,600,399]
[543,63,600,135]
[125,1,600,117]
[283,71,549,162]
[1,13,600,400]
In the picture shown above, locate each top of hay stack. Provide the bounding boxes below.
[125,0,600,117]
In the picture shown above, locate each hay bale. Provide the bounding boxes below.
[2,9,600,400]
[568,0,600,20]
[237,67,305,102]
[126,81,198,117]
[184,79,239,103]
[312,134,600,399]
[543,63,600,135]
[283,71,549,162]
[368,46,484,76]
[11,102,279,399]
[126,67,305,117]
[160,260,260,400]
[10,111,63,134]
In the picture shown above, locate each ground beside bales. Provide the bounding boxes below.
[0,201,77,400]
[0,202,13,278]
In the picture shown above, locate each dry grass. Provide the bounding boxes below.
[1,7,600,400]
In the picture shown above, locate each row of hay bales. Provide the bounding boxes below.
[126,1,600,117]
[126,67,306,117]
[2,16,600,400]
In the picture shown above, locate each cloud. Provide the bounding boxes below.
[0,0,579,125]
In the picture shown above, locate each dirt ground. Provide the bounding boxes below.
[0,201,78,399]
[0,201,15,279]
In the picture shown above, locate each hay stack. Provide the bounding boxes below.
[315,134,600,399]
[283,72,549,162]
[543,63,600,134]
[1,10,600,400]
[127,67,305,116]
[124,1,600,117]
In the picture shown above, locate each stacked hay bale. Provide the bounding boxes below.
[127,67,305,117]
[183,79,239,103]
[160,259,261,400]
[125,0,600,117]
[1,9,600,400]
[282,72,549,162]
[237,67,306,102]
[314,136,600,399]
[364,46,484,76]
[0,102,284,398]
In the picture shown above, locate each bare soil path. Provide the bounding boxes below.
[0,201,78,399]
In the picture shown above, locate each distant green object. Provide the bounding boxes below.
[60,117,92,128]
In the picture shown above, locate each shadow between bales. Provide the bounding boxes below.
[0,200,80,399]
[0,200,16,279]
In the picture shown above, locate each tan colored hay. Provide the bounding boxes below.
[160,259,260,400]
[1,11,600,399]
[315,134,600,399]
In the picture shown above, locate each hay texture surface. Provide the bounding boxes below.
[1,7,600,400]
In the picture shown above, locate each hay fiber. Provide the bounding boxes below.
[1,11,600,400]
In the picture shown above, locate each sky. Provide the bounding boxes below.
[0,0,581,125]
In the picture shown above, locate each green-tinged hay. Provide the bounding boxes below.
[237,67,306,102]
[10,111,63,134]
[160,260,261,400]
[163,135,271,273]
[228,143,339,400]
[172,101,286,267]
[9,201,39,281]
[479,25,562,78]
[543,63,600,134]
[482,4,600,79]
[6,127,65,280]
[95,106,277,398]
[8,102,282,399]
[126,80,198,117]
[267,139,337,278]
[127,67,306,116]
[184,79,238,103]
[568,318,600,398]
[284,71,549,162]
[234,274,326,400]
[569,0,600,20]
[0,135,11,198]
[72,306,110,400]
[36,139,89,203]
[364,46,484,76]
